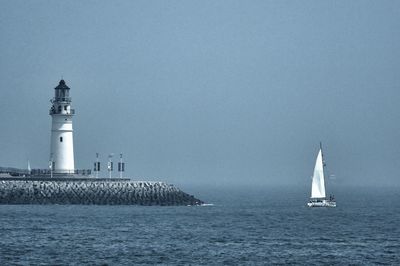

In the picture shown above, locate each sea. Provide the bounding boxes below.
[0,185,399,265]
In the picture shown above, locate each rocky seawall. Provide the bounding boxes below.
[0,178,203,205]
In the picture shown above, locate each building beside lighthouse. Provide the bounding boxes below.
[49,80,75,174]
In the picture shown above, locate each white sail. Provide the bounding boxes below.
[310,149,326,199]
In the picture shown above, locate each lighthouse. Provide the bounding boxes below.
[49,80,75,174]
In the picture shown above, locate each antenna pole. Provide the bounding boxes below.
[108,154,113,179]
[119,153,123,179]
[95,153,99,178]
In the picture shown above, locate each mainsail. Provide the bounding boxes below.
[310,149,326,199]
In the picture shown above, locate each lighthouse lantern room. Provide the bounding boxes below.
[49,80,75,174]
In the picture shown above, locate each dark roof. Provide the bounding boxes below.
[55,79,70,90]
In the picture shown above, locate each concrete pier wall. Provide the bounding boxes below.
[0,179,203,205]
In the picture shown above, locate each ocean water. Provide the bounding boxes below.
[0,186,399,265]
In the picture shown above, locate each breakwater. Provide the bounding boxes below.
[0,178,203,205]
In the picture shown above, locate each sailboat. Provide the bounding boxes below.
[307,143,336,207]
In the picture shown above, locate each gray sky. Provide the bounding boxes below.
[0,0,399,188]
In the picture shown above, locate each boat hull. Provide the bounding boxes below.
[307,199,336,207]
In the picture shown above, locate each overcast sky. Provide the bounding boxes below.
[0,1,399,188]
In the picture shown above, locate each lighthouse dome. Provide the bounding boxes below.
[55,79,70,90]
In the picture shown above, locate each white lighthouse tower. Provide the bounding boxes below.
[49,80,75,174]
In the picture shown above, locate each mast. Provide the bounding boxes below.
[320,141,330,199]
[320,142,325,167]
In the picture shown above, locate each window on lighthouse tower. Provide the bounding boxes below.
[60,137,63,142]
